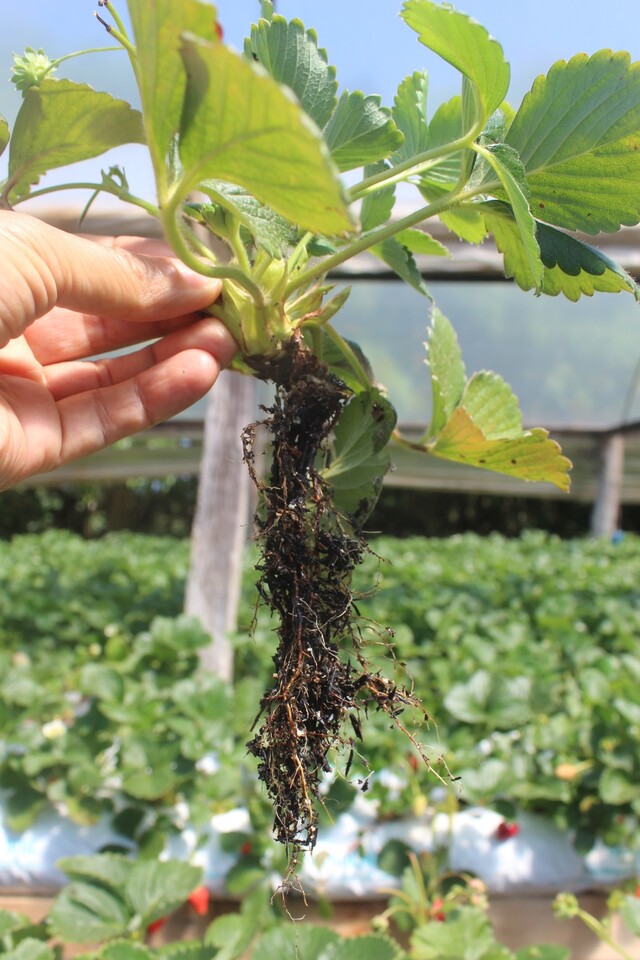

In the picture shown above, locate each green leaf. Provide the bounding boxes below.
[126,860,202,925]
[100,944,154,960]
[2,940,55,960]
[0,116,9,159]
[125,0,218,174]
[79,663,124,702]
[244,15,338,129]
[418,96,465,201]
[205,913,259,960]
[0,911,32,939]
[439,205,488,244]
[322,389,397,523]
[154,945,217,960]
[224,859,268,897]
[314,332,374,396]
[6,786,46,832]
[599,768,637,805]
[478,143,543,292]
[49,883,129,943]
[401,0,510,128]
[393,228,449,257]
[410,906,500,960]
[360,162,396,231]
[505,50,640,233]
[179,36,351,235]
[377,839,413,877]
[392,71,429,163]
[56,854,133,890]
[200,181,296,258]
[323,91,404,172]
[122,766,177,801]
[619,896,640,937]
[462,372,526,440]
[370,237,431,297]
[516,948,570,960]
[252,926,340,960]
[7,80,144,201]
[329,936,406,960]
[484,201,640,300]
[427,308,466,436]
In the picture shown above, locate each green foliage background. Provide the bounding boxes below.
[2,530,640,855]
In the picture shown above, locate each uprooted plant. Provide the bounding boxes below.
[4,0,640,857]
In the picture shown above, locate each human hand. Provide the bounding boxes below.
[0,211,237,490]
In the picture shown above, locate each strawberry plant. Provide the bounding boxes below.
[4,0,640,858]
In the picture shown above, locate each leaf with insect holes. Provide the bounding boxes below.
[483,200,640,300]
[369,237,431,297]
[244,15,338,129]
[419,312,571,491]
[506,50,640,234]
[322,389,397,523]
[6,80,144,202]
[178,36,351,235]
[0,117,9,159]
[401,0,510,130]
[125,0,218,172]
[478,142,543,291]
[392,71,429,163]
[200,181,296,258]
[323,91,404,172]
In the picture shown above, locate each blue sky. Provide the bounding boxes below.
[1,1,639,207]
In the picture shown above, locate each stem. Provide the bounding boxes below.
[52,46,122,67]
[306,321,372,391]
[347,131,479,203]
[162,190,266,303]
[287,231,313,274]
[12,181,160,218]
[286,190,462,297]
[576,909,634,960]
[99,0,130,39]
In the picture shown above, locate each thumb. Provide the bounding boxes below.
[0,211,222,344]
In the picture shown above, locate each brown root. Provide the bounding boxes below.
[243,341,424,855]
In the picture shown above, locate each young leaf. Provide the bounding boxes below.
[322,389,397,523]
[200,181,296,258]
[244,15,338,129]
[506,50,640,233]
[125,0,218,176]
[484,200,640,300]
[179,36,351,235]
[323,91,404,172]
[0,116,9,159]
[360,161,396,231]
[370,237,432,297]
[401,0,510,129]
[392,71,429,163]
[7,80,144,202]
[477,142,543,291]
[427,308,466,436]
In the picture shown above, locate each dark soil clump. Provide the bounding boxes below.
[243,342,422,854]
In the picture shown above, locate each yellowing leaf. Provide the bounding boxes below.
[430,408,571,491]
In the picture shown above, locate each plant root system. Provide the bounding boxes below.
[243,342,424,854]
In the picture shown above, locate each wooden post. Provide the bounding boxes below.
[590,432,625,538]
[185,370,255,681]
